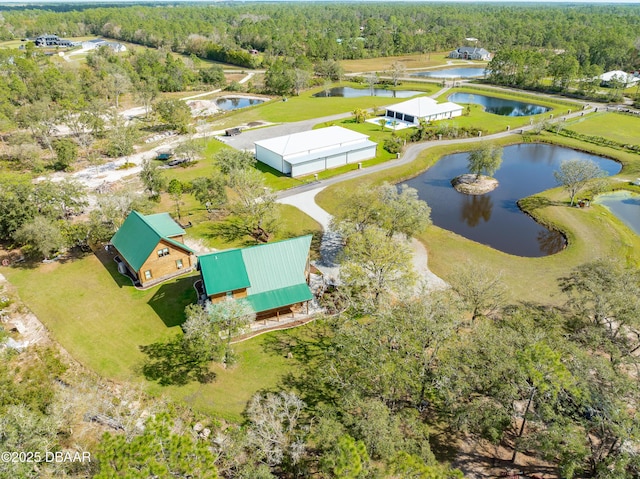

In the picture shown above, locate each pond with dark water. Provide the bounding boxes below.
[216,97,265,110]
[411,67,486,79]
[594,191,640,236]
[447,92,550,117]
[312,87,423,98]
[402,144,621,257]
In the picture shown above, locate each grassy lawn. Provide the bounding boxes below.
[208,82,438,128]
[564,112,640,146]
[3,253,326,422]
[339,51,470,73]
[315,133,640,306]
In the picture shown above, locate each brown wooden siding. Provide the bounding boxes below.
[138,239,193,287]
[209,288,248,303]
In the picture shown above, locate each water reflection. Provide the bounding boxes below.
[215,97,265,111]
[448,92,550,117]
[411,67,486,78]
[403,143,621,257]
[537,229,566,256]
[460,195,493,227]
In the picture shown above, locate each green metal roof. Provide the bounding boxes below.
[198,249,250,296]
[245,284,313,314]
[110,211,193,271]
[198,235,313,313]
[144,213,186,237]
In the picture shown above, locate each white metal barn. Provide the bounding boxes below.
[385,97,464,124]
[254,126,377,177]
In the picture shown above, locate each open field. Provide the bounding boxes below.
[315,133,640,306]
[564,111,640,146]
[339,51,479,73]
[205,81,438,129]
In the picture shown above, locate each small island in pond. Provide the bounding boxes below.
[451,173,499,194]
[452,144,503,195]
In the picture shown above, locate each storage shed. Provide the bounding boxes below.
[254,126,377,177]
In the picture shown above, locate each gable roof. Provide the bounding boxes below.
[456,46,490,55]
[111,211,194,271]
[199,235,313,313]
[254,126,370,159]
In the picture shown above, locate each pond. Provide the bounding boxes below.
[402,144,621,257]
[312,87,423,98]
[215,97,265,110]
[447,92,550,117]
[411,67,486,79]
[594,191,640,236]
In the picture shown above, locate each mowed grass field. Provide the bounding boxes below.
[565,112,640,146]
[339,51,478,73]
[3,209,322,422]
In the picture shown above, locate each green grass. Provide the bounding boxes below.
[210,82,438,128]
[3,244,325,422]
[434,86,573,134]
[339,51,474,73]
[315,133,640,306]
[564,112,640,146]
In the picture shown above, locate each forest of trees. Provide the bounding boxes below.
[1,3,639,70]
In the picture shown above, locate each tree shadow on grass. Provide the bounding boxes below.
[260,321,338,408]
[204,218,259,247]
[147,275,198,328]
[139,337,216,386]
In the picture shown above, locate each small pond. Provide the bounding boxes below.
[312,87,423,98]
[448,92,550,117]
[216,97,265,110]
[594,191,640,236]
[411,67,486,79]
[402,143,621,257]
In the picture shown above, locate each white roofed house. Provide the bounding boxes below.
[449,46,492,61]
[254,126,377,177]
[382,97,464,126]
[599,70,639,88]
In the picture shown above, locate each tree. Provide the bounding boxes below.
[95,413,219,479]
[33,179,87,219]
[174,138,204,164]
[329,435,370,479]
[264,59,295,96]
[14,216,65,259]
[154,99,192,134]
[365,72,378,96]
[389,60,407,87]
[0,175,36,241]
[352,108,367,124]
[339,226,416,309]
[448,262,506,321]
[105,69,131,109]
[467,144,503,180]
[140,159,167,198]
[104,112,136,157]
[227,169,278,243]
[52,138,78,171]
[246,391,308,471]
[293,68,311,96]
[191,174,227,213]
[167,179,184,220]
[315,59,343,81]
[554,159,604,206]
[214,148,256,175]
[377,182,431,239]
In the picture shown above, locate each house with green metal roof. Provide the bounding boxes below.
[110,211,195,288]
[197,235,313,319]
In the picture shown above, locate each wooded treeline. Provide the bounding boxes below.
[1,3,639,70]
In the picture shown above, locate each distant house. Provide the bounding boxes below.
[254,126,377,177]
[381,97,464,126]
[82,38,127,53]
[197,235,313,319]
[599,70,639,88]
[110,211,195,288]
[449,46,492,61]
[34,34,72,47]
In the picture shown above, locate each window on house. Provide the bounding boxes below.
[157,248,169,257]
[226,291,233,297]
[176,259,183,269]
[144,270,152,280]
